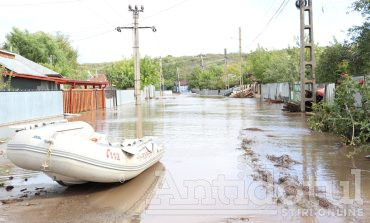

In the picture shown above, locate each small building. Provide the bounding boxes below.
[89,73,109,85]
[175,80,189,93]
[0,49,62,90]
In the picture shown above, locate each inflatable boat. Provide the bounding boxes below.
[6,121,164,185]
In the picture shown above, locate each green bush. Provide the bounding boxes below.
[308,76,369,150]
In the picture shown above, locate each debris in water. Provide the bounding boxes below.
[267,154,301,168]
[225,216,249,222]
[24,178,28,182]
[282,102,301,112]
[8,176,13,180]
[0,183,4,188]
[266,135,276,138]
[5,186,14,191]
[35,187,45,190]
[284,185,298,196]
[244,149,254,156]
[244,128,264,132]
[35,192,40,196]
[241,138,254,149]
[266,99,284,104]
[20,194,28,198]
[230,88,254,98]
[315,196,332,208]
[256,169,272,182]
[20,188,27,192]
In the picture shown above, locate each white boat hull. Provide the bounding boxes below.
[7,121,164,185]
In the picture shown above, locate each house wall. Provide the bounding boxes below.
[6,76,59,90]
[0,91,64,126]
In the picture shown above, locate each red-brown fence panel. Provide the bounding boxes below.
[63,89,105,114]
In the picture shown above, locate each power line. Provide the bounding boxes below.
[70,0,192,43]
[142,0,193,21]
[72,29,115,42]
[247,0,291,47]
[261,0,279,20]
[0,0,82,7]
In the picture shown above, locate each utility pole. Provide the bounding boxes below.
[176,67,180,93]
[200,54,205,70]
[159,57,163,97]
[297,0,316,112]
[224,48,229,89]
[239,27,243,88]
[116,5,156,105]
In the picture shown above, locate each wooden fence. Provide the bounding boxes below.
[63,89,105,114]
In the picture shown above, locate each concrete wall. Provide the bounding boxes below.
[117,90,135,106]
[0,91,63,126]
[325,83,335,103]
[192,89,227,96]
[261,83,290,101]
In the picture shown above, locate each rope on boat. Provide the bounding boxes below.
[41,133,58,171]
[42,142,53,171]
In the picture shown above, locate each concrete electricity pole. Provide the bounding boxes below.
[159,57,164,97]
[200,54,205,70]
[239,27,243,88]
[224,48,229,89]
[297,0,316,112]
[176,67,180,93]
[116,5,156,105]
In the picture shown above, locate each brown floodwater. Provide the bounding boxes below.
[0,95,369,223]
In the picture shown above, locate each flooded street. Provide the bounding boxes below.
[0,95,369,222]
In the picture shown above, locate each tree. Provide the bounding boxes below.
[162,55,182,90]
[349,0,370,75]
[245,47,301,84]
[104,57,160,90]
[316,41,353,83]
[2,28,83,79]
[141,57,160,88]
[105,59,134,89]
[0,66,12,90]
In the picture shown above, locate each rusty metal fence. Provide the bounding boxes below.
[63,89,105,114]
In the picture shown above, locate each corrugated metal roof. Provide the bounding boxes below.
[0,49,61,77]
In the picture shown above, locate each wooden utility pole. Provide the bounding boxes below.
[224,48,229,89]
[297,0,316,112]
[116,5,156,105]
[239,27,243,87]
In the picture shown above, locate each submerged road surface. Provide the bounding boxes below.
[0,95,369,223]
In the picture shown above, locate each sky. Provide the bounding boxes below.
[0,0,365,64]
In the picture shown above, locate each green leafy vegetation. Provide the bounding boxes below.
[0,66,12,90]
[308,76,369,150]
[2,27,87,80]
[104,57,160,89]
[309,0,369,156]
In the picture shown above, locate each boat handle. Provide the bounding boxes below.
[44,139,54,145]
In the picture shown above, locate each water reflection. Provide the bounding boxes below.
[136,105,143,139]
[6,163,165,223]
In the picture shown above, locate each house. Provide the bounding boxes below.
[89,73,109,85]
[0,49,62,90]
[175,80,189,93]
